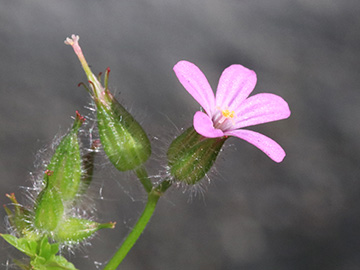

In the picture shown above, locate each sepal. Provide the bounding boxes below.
[54,217,115,244]
[167,127,226,184]
[96,89,151,171]
[34,186,64,232]
[0,235,78,270]
[45,111,84,203]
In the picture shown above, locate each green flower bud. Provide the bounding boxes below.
[65,35,151,171]
[54,217,115,244]
[167,127,226,185]
[45,111,84,202]
[34,184,64,232]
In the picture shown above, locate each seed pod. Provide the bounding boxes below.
[34,186,64,232]
[54,217,115,244]
[65,35,151,172]
[45,111,84,203]
[95,89,151,171]
[167,127,226,185]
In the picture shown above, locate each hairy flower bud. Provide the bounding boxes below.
[54,217,115,244]
[167,127,226,185]
[45,111,84,203]
[65,35,151,171]
[34,186,64,232]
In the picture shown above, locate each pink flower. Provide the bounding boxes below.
[173,61,291,163]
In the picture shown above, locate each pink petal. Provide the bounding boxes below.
[193,111,224,138]
[174,61,215,116]
[234,93,291,129]
[224,129,286,162]
[215,65,257,111]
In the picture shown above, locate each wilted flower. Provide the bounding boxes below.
[173,61,291,162]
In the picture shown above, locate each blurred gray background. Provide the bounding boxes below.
[1,0,360,269]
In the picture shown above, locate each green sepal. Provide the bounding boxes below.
[37,236,60,260]
[0,234,38,257]
[34,187,64,232]
[1,235,78,270]
[167,126,226,185]
[4,193,37,239]
[96,90,151,171]
[30,237,78,270]
[54,217,115,244]
[31,255,78,270]
[45,112,84,202]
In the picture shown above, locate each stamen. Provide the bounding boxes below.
[213,109,236,131]
[75,111,86,123]
[221,109,235,119]
[44,170,54,176]
[88,80,96,91]
[6,193,18,205]
[104,67,111,90]
[97,72,103,81]
[78,82,92,95]
[91,139,101,151]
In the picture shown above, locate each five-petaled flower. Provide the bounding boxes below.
[173,61,291,163]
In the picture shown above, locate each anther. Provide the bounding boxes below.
[92,139,101,150]
[44,170,54,176]
[88,80,96,90]
[76,111,86,123]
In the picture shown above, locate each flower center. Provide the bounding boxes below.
[212,109,236,131]
[221,109,235,119]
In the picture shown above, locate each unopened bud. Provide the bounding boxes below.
[167,127,226,185]
[34,187,64,232]
[45,111,84,202]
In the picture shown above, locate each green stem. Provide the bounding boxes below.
[103,180,171,270]
[134,166,153,193]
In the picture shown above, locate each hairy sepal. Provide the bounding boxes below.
[96,90,151,171]
[167,126,226,185]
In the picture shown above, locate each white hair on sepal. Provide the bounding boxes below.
[2,110,106,251]
[147,109,230,202]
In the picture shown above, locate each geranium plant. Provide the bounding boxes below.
[1,35,290,270]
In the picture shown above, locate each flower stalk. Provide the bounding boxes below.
[104,180,171,270]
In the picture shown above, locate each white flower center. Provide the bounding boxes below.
[212,109,236,131]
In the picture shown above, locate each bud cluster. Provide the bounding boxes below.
[2,112,115,269]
